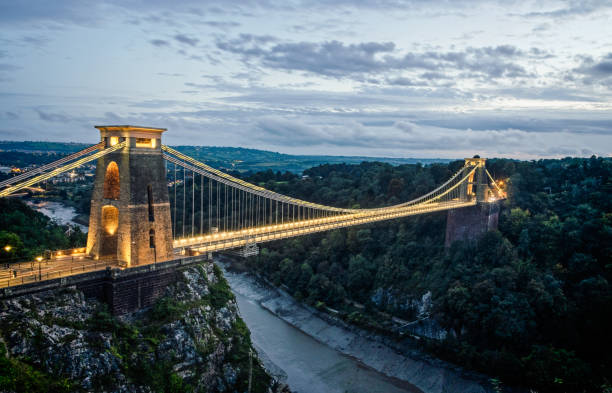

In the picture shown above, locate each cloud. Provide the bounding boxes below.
[0,64,21,71]
[174,33,199,46]
[217,38,401,76]
[22,35,50,46]
[0,0,99,25]
[1,112,19,120]
[386,76,417,86]
[418,115,612,135]
[246,114,612,158]
[520,0,612,19]
[0,127,31,139]
[216,37,535,81]
[572,53,612,87]
[128,99,184,109]
[150,39,170,47]
[0,64,21,81]
[251,115,539,154]
[199,20,240,30]
[531,23,551,33]
[394,121,417,133]
[35,108,71,123]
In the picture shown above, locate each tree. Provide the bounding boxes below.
[0,231,23,262]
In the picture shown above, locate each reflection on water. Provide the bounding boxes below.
[27,201,88,232]
[233,289,421,393]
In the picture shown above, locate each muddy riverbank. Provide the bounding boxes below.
[218,258,494,393]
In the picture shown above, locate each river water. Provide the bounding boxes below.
[236,292,421,393]
[27,201,88,232]
[221,264,423,393]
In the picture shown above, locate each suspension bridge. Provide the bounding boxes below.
[0,126,504,288]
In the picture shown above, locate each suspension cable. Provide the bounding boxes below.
[0,141,125,198]
[182,167,186,238]
[192,170,195,237]
[209,177,212,232]
[173,162,177,238]
[163,148,472,213]
[0,142,104,189]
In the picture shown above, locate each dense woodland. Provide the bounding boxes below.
[0,198,87,263]
[241,157,612,393]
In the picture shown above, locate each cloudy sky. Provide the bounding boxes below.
[0,0,611,159]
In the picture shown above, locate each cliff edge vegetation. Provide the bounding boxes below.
[0,262,288,393]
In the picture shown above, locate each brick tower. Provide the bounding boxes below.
[86,125,174,267]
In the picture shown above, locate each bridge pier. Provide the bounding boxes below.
[444,201,500,248]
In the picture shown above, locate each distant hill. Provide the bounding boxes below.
[0,141,452,173]
[0,141,91,154]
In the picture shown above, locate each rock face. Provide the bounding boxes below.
[445,202,500,248]
[0,262,289,393]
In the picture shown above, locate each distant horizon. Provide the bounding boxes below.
[0,139,457,161]
[1,139,610,161]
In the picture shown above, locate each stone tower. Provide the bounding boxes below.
[460,157,488,202]
[446,157,498,247]
[86,125,174,267]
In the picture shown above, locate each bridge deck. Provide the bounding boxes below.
[177,200,477,253]
[0,255,119,288]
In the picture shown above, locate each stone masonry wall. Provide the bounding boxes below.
[445,202,500,248]
[0,255,207,315]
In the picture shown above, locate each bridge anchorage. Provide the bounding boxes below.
[0,125,505,286]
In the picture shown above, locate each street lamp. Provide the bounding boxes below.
[4,245,11,252]
[36,256,43,280]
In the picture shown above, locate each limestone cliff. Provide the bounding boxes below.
[0,262,289,393]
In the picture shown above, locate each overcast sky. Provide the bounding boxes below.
[0,0,611,159]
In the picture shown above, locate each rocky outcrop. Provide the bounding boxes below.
[0,262,290,393]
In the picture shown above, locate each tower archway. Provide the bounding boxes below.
[100,205,119,258]
[103,161,120,199]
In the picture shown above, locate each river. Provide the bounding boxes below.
[27,201,88,232]
[225,270,422,393]
[235,290,420,393]
[220,262,490,393]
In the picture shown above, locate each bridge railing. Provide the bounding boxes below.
[0,257,114,288]
[50,247,87,259]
